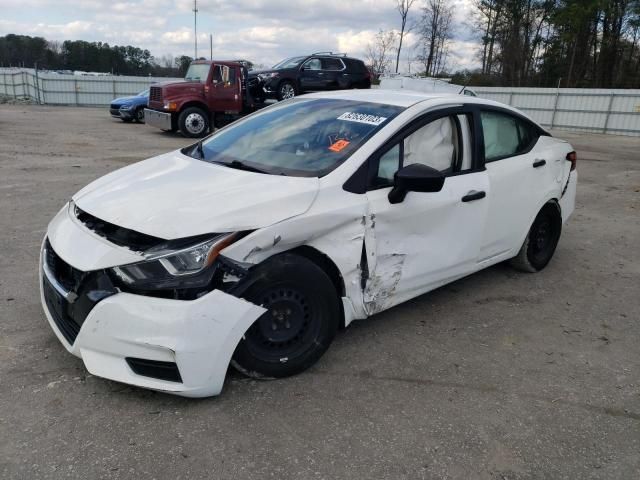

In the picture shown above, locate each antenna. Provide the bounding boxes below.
[193,0,198,59]
[458,74,472,95]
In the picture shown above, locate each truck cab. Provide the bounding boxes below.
[145,60,262,138]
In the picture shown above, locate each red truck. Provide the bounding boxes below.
[145,60,264,138]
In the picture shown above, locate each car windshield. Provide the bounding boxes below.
[138,89,149,97]
[189,98,404,177]
[184,64,210,82]
[272,56,306,69]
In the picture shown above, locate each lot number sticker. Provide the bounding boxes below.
[329,139,350,152]
[337,112,388,126]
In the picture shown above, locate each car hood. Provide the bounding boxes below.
[72,151,320,240]
[112,95,140,104]
[249,69,286,77]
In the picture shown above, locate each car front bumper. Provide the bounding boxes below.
[110,107,134,119]
[39,206,266,397]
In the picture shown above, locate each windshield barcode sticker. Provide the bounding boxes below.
[337,112,388,126]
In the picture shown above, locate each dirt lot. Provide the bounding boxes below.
[0,105,639,480]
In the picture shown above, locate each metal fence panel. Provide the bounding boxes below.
[0,68,181,106]
[473,86,640,136]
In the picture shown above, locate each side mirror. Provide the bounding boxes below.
[388,163,445,204]
[221,65,230,83]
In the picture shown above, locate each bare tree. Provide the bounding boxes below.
[394,0,417,72]
[415,0,454,76]
[365,29,398,77]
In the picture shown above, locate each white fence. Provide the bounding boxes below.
[0,68,181,106]
[473,86,640,137]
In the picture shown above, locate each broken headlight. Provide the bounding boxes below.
[110,233,237,290]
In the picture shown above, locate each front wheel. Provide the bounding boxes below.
[232,254,340,379]
[178,107,209,138]
[510,202,562,272]
[277,81,296,101]
[135,107,145,123]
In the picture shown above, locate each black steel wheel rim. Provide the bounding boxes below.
[530,213,555,262]
[244,285,320,361]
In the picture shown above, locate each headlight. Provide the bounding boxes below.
[258,72,279,80]
[110,233,238,290]
[120,104,132,110]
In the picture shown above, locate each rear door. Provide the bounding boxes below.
[209,64,241,113]
[363,108,489,313]
[477,109,552,262]
[319,57,345,89]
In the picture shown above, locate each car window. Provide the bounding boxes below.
[403,116,459,173]
[481,110,539,161]
[322,58,344,71]
[195,98,404,177]
[374,144,401,187]
[303,58,322,70]
[272,56,306,69]
[372,115,463,189]
[184,63,210,82]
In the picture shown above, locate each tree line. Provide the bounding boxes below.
[0,34,194,76]
[368,0,640,88]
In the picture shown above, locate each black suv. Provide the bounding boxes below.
[249,52,371,101]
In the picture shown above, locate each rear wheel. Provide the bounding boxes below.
[178,107,209,138]
[510,202,562,272]
[232,254,340,379]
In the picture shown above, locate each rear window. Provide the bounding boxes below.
[349,59,367,73]
[322,58,344,71]
[194,98,404,177]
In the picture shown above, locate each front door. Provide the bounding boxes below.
[209,64,240,113]
[299,58,324,90]
[363,111,489,314]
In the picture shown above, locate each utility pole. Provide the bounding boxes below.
[210,34,213,61]
[193,0,198,59]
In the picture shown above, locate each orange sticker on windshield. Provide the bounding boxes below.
[329,139,350,152]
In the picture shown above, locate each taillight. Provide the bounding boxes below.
[566,151,577,171]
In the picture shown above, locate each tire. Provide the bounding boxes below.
[135,107,145,123]
[510,202,562,273]
[178,107,209,138]
[276,81,296,101]
[232,253,340,379]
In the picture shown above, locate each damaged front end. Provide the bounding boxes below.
[41,202,267,397]
[72,202,256,301]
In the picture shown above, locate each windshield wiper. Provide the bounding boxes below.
[214,160,268,174]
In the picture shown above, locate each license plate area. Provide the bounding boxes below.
[43,275,80,344]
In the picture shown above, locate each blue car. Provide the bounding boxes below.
[109,89,149,123]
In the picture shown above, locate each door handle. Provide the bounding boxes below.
[461,190,486,202]
[533,159,546,168]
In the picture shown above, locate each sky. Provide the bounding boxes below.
[0,0,481,72]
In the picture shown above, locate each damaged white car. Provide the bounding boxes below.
[40,90,577,397]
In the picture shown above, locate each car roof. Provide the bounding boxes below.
[303,89,467,107]
[302,89,541,125]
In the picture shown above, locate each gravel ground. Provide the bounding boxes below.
[0,105,639,480]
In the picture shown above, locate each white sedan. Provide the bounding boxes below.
[40,90,577,397]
